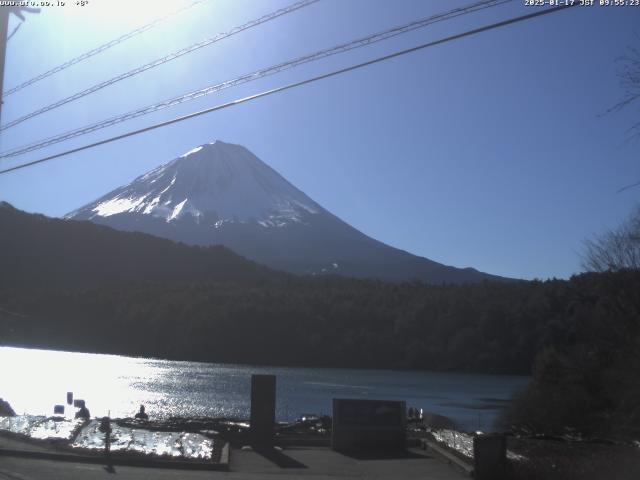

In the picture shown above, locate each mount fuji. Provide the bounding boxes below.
[66,141,505,284]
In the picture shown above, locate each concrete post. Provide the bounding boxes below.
[473,433,507,480]
[250,374,276,445]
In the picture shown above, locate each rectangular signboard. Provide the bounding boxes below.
[332,398,406,451]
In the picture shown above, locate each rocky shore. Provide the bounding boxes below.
[0,413,224,464]
[0,398,15,416]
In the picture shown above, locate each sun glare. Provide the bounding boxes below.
[70,0,190,29]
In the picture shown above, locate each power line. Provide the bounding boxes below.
[617,180,640,194]
[0,0,510,159]
[2,0,210,97]
[7,21,22,43]
[0,0,319,132]
[0,3,577,177]
[0,7,39,123]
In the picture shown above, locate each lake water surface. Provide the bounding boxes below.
[0,346,529,432]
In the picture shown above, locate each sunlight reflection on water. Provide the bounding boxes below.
[0,346,529,431]
[0,347,165,419]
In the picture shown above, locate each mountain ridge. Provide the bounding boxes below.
[66,141,511,284]
[0,200,277,291]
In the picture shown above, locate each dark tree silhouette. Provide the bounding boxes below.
[609,40,640,193]
[583,206,640,272]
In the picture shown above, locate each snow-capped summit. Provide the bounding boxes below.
[68,141,321,228]
[67,141,507,284]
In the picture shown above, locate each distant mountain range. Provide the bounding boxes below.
[66,140,508,284]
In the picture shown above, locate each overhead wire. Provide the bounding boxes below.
[2,0,210,97]
[0,0,319,132]
[0,3,578,176]
[7,22,22,43]
[0,0,511,159]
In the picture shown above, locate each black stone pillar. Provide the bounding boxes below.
[250,374,276,445]
[473,433,507,480]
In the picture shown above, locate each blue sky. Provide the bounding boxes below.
[1,0,639,280]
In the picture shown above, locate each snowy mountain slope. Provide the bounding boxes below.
[67,141,508,284]
[67,141,321,228]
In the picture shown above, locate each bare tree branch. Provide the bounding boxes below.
[582,206,640,272]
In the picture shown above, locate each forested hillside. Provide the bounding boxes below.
[0,201,277,290]
[2,203,639,437]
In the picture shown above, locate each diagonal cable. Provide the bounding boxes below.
[0,4,578,177]
[0,0,511,159]
[0,0,319,132]
[3,0,210,97]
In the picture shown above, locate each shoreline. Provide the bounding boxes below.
[0,345,529,433]
[3,410,640,480]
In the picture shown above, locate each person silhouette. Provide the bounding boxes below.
[134,404,148,420]
[75,401,90,420]
[98,416,113,471]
